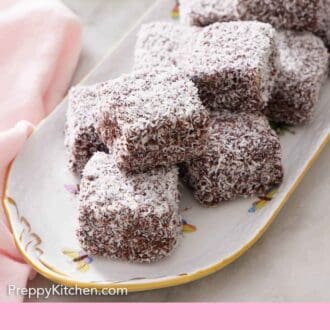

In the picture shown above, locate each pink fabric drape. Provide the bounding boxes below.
[0,0,81,302]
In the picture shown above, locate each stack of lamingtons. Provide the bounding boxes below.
[65,0,329,263]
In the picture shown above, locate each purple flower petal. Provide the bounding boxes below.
[64,184,79,195]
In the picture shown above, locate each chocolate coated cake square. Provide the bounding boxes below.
[181,111,283,206]
[237,0,326,32]
[263,31,329,125]
[65,84,108,175]
[134,22,195,71]
[180,0,327,34]
[184,21,278,112]
[77,152,182,263]
[180,0,239,26]
[96,70,209,173]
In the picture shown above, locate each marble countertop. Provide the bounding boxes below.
[26,0,330,302]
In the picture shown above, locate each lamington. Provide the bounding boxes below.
[134,21,278,112]
[185,21,278,112]
[180,0,328,35]
[236,0,327,33]
[263,31,329,125]
[96,70,209,173]
[64,85,108,175]
[181,111,283,206]
[77,152,182,263]
[134,22,196,71]
[315,0,330,49]
[180,0,239,26]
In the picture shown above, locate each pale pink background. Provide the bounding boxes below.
[3,304,330,328]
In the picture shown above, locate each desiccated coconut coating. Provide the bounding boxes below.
[185,21,278,112]
[134,21,278,113]
[134,22,197,71]
[64,85,108,175]
[179,0,330,50]
[237,0,327,33]
[237,0,330,52]
[96,70,209,174]
[180,0,239,26]
[181,111,283,206]
[315,23,330,50]
[77,152,182,263]
[263,31,329,125]
[315,0,330,49]
[182,0,328,33]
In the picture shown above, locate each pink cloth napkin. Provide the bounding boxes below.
[0,0,81,302]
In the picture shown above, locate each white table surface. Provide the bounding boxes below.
[26,0,330,302]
